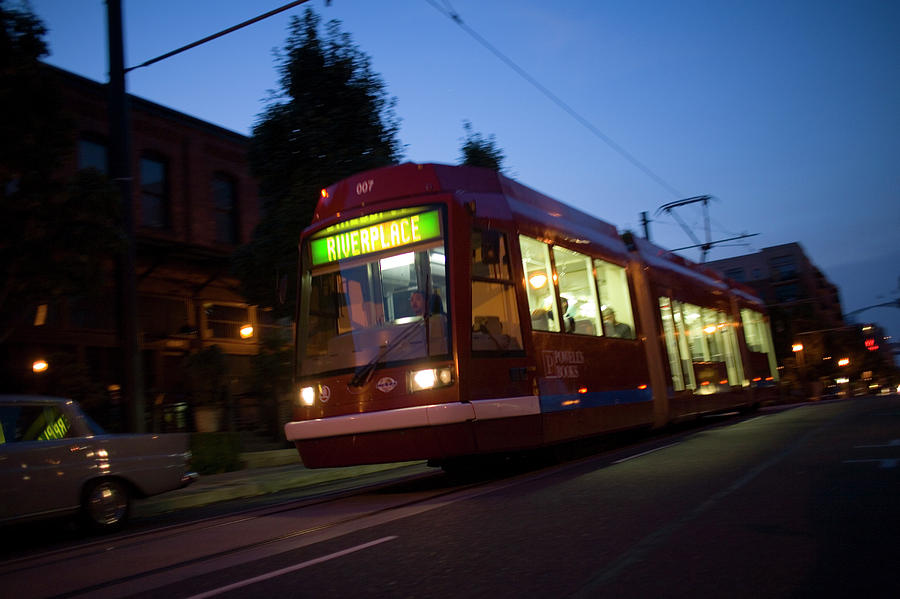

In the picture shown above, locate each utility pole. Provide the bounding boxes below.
[107,0,145,432]
[640,211,651,240]
[102,0,318,432]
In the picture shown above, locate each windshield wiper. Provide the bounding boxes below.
[348,318,426,388]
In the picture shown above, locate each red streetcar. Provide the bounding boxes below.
[285,163,778,468]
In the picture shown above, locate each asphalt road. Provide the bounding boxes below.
[4,396,899,598]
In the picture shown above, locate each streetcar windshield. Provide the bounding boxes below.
[298,206,449,377]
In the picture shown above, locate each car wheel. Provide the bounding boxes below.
[82,479,131,531]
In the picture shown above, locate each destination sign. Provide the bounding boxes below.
[310,209,441,266]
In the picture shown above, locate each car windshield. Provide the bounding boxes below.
[298,207,449,378]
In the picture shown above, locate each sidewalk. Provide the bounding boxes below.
[134,449,428,518]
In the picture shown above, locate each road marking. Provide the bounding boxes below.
[854,439,900,448]
[613,443,680,464]
[843,458,898,469]
[185,536,398,599]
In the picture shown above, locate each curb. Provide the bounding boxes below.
[134,461,428,518]
[239,448,300,469]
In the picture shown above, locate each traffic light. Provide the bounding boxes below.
[865,338,879,351]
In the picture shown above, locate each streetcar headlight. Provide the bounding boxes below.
[408,367,454,392]
[299,386,316,406]
[413,369,436,390]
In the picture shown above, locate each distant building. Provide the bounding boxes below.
[2,66,289,435]
[707,243,845,364]
[706,243,871,397]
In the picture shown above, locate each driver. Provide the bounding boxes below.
[409,291,426,317]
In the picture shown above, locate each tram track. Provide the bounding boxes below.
[0,467,443,571]
[1,467,493,598]
[1,409,780,598]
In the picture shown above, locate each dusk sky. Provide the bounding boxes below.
[26,0,900,342]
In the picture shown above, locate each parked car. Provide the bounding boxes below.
[0,395,196,531]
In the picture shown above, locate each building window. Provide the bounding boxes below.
[724,267,745,282]
[138,295,189,339]
[69,292,116,330]
[213,174,239,244]
[204,303,250,340]
[77,137,108,173]
[775,283,799,303]
[140,156,169,229]
[770,255,796,281]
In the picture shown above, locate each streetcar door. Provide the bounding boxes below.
[469,229,539,452]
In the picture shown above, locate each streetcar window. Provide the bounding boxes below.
[552,246,602,336]
[594,260,635,339]
[701,308,745,387]
[667,299,697,390]
[298,205,451,377]
[741,309,767,353]
[741,309,779,381]
[472,230,523,352]
[659,298,686,391]
[659,299,746,392]
[520,236,559,332]
[680,302,706,362]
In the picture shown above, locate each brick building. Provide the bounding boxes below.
[2,66,289,435]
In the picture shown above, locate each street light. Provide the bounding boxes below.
[32,359,49,374]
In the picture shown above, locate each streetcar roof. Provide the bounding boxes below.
[311,162,628,258]
[310,163,765,309]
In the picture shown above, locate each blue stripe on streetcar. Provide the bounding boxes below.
[539,387,653,413]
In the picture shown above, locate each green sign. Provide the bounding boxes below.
[310,209,441,266]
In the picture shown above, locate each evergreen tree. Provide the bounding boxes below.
[459,120,505,171]
[234,8,403,314]
[0,2,122,343]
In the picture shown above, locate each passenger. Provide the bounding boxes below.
[409,291,426,317]
[561,297,576,333]
[603,307,632,338]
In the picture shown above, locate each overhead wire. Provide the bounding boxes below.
[424,0,684,199]
[125,0,315,72]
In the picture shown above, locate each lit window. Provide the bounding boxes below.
[472,230,523,353]
[519,236,558,332]
[553,245,602,336]
[594,259,635,339]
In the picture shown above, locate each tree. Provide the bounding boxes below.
[233,8,403,315]
[0,2,123,343]
[459,120,505,171]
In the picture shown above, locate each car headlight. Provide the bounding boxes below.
[408,367,454,392]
